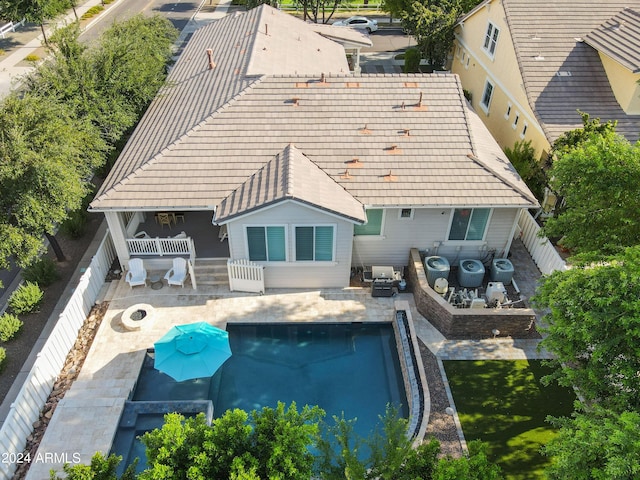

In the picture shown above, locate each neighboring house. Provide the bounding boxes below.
[451,0,640,162]
[90,4,537,289]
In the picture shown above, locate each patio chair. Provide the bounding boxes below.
[126,258,148,288]
[134,231,150,239]
[164,257,188,288]
[156,212,173,228]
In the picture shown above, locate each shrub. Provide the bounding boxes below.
[403,47,421,73]
[0,48,6,56]
[81,5,104,19]
[504,139,546,201]
[0,347,5,370]
[61,209,88,239]
[23,257,59,287]
[8,282,43,314]
[0,314,23,342]
[25,53,40,62]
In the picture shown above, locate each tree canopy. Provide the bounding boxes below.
[544,407,640,480]
[533,246,640,411]
[540,131,640,255]
[0,0,70,43]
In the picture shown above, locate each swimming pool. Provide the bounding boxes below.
[120,322,408,469]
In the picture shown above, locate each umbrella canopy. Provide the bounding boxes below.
[154,322,232,382]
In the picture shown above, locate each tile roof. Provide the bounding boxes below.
[91,6,537,213]
[498,0,640,144]
[216,143,365,223]
[583,8,640,73]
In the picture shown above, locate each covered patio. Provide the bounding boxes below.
[130,211,229,259]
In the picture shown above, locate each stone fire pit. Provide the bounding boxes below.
[121,303,154,331]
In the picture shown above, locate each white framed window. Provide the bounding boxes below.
[520,122,528,139]
[480,79,494,113]
[398,208,414,220]
[448,208,491,241]
[461,51,466,64]
[294,225,335,261]
[465,57,470,69]
[512,113,520,129]
[482,22,500,58]
[504,103,511,120]
[246,226,286,261]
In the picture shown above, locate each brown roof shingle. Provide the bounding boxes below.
[584,8,640,73]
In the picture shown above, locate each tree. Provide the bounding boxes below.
[49,452,136,480]
[504,140,546,201]
[533,246,640,411]
[432,440,502,480]
[0,92,106,269]
[540,131,640,255]
[544,407,640,480]
[0,0,69,45]
[140,402,324,480]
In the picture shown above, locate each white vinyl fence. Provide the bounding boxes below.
[517,210,567,275]
[126,237,193,257]
[0,230,116,480]
[227,259,265,294]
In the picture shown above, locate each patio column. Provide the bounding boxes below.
[104,211,131,268]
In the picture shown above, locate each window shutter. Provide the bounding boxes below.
[247,227,267,261]
[315,226,333,261]
[266,226,286,261]
[296,227,314,261]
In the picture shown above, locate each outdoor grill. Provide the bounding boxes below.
[371,266,397,297]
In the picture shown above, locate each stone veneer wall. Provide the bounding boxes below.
[407,249,536,339]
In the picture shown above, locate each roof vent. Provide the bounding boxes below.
[531,33,540,40]
[291,97,300,107]
[295,82,309,88]
[346,158,363,168]
[206,49,216,69]
[265,23,268,35]
[383,170,398,182]
[414,92,427,111]
[556,71,572,77]
[404,82,419,88]
[346,82,360,88]
[534,53,544,61]
[359,124,372,134]
[340,169,353,179]
[401,129,411,136]
[386,144,402,154]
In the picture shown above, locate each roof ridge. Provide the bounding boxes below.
[284,143,295,197]
[91,77,266,207]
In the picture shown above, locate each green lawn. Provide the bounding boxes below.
[443,360,576,480]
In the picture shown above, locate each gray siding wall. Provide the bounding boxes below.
[227,201,354,288]
[352,207,521,267]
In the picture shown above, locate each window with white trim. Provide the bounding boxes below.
[295,225,334,261]
[482,22,500,58]
[512,113,520,129]
[448,208,491,241]
[399,208,414,219]
[246,226,286,261]
[504,103,511,119]
[480,80,494,113]
[520,122,528,139]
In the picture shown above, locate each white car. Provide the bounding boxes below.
[332,16,378,34]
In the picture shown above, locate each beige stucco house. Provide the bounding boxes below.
[89,4,537,289]
[451,0,640,162]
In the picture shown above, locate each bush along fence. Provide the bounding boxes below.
[0,229,116,480]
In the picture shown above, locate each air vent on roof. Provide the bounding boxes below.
[386,144,402,154]
[359,125,372,134]
[404,82,419,88]
[401,129,410,136]
[290,97,300,107]
[206,49,216,70]
[295,82,309,88]
[414,92,427,111]
[346,158,363,168]
[534,53,544,61]
[531,34,540,40]
[340,169,353,179]
[383,171,398,182]
[556,71,572,77]
[346,82,360,88]
[265,23,269,35]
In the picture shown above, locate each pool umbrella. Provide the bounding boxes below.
[154,322,231,382]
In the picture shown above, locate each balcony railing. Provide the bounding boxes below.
[126,237,195,258]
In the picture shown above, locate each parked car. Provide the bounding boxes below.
[332,16,378,33]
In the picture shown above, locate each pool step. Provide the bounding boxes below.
[193,259,229,286]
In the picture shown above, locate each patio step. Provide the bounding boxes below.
[194,259,229,286]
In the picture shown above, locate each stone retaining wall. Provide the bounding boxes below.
[407,249,536,339]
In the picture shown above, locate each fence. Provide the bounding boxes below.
[126,237,193,257]
[517,210,567,275]
[0,230,116,480]
[227,259,265,294]
[0,18,25,38]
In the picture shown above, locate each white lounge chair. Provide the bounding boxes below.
[126,258,147,288]
[164,257,188,287]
